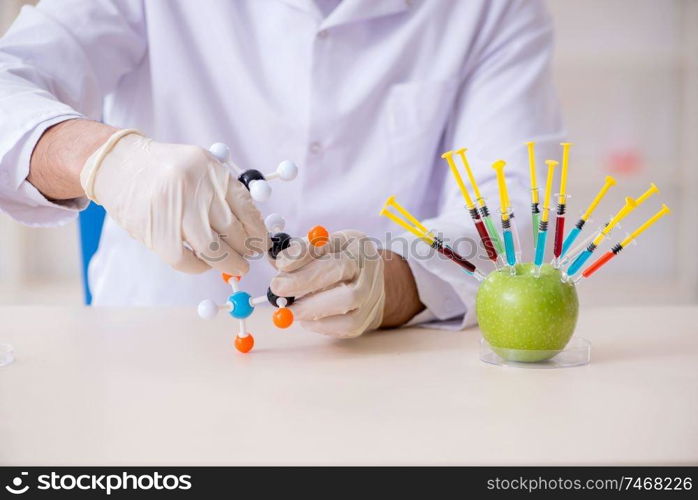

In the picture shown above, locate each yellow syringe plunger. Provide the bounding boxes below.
[636,183,659,206]
[541,160,558,222]
[383,195,429,235]
[558,142,573,205]
[526,141,539,204]
[594,197,637,245]
[380,208,434,245]
[620,204,670,248]
[580,175,616,222]
[491,160,509,213]
[455,148,484,202]
[380,197,434,246]
[442,150,475,209]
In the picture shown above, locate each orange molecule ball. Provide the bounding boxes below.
[272,307,294,329]
[234,334,254,353]
[308,225,329,247]
[221,273,241,284]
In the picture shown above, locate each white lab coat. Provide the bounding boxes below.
[0,0,564,328]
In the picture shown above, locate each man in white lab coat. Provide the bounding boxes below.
[0,0,563,337]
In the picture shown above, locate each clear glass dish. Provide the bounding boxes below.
[479,337,590,369]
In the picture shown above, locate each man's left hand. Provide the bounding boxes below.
[270,230,424,338]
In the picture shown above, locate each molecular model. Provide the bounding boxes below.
[197,143,329,353]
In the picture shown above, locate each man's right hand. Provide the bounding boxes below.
[79,129,269,274]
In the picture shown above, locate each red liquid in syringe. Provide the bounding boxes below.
[435,244,477,273]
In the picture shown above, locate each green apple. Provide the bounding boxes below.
[476,263,579,362]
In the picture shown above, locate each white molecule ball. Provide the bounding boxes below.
[277,160,298,181]
[265,213,286,233]
[197,299,218,320]
[249,179,272,202]
[209,143,230,162]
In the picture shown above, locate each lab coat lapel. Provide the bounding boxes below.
[320,0,411,29]
[276,0,324,21]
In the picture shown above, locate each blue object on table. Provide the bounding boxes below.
[77,202,106,305]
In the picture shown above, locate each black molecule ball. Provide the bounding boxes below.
[267,287,294,307]
[269,232,291,260]
[237,169,265,190]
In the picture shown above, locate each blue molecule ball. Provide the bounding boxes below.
[228,291,254,319]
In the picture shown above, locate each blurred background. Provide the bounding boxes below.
[1,0,696,306]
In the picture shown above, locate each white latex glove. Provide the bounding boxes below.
[80,129,268,274]
[270,230,385,338]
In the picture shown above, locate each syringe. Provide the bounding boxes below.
[442,149,498,265]
[455,148,506,267]
[533,160,558,275]
[559,175,616,261]
[491,160,517,274]
[558,182,659,269]
[552,143,573,265]
[565,196,637,277]
[509,208,523,264]
[526,141,540,244]
[380,196,486,281]
[578,204,670,281]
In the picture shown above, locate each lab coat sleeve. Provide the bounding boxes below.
[396,0,566,330]
[0,0,146,226]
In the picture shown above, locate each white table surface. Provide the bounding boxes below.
[1,305,697,465]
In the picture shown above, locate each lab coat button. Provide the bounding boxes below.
[309,142,322,155]
[317,29,330,39]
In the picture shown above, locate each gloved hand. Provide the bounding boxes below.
[80,129,268,274]
[270,230,385,338]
